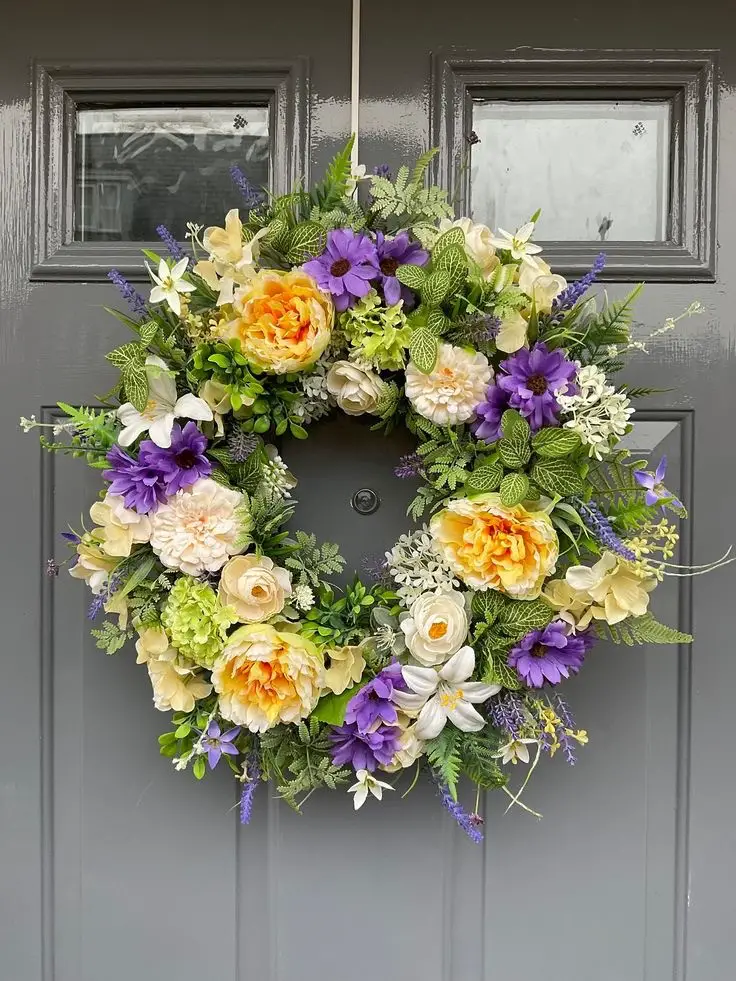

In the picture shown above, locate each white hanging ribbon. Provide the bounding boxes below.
[350,0,361,169]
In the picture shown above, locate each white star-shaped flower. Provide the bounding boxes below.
[348,770,394,810]
[489,221,543,272]
[147,257,196,316]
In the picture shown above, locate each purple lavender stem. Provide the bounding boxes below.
[576,498,636,561]
[552,253,606,313]
[435,778,484,843]
[239,752,260,824]
[107,269,147,318]
[230,166,263,208]
[487,691,526,740]
[156,224,187,264]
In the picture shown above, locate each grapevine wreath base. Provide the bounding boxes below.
[25,139,724,837]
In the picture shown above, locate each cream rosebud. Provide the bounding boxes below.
[218,554,292,623]
[400,589,470,666]
[326,360,386,416]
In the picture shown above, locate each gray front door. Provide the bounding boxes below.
[2,3,735,980]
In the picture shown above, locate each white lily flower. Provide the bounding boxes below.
[489,222,543,272]
[117,355,213,448]
[393,646,500,741]
[493,738,538,765]
[348,769,394,810]
[147,257,196,316]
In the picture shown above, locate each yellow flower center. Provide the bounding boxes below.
[428,620,448,640]
[440,688,463,710]
[142,398,160,419]
[251,585,267,599]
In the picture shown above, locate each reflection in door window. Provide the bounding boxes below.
[74,107,270,242]
[470,100,671,242]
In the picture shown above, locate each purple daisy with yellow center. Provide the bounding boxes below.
[303,228,379,311]
[508,620,595,688]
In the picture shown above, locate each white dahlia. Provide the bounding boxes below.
[405,342,491,426]
[149,478,243,575]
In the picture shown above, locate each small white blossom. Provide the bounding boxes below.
[557,364,634,460]
[293,583,315,612]
[19,415,37,432]
[348,769,393,810]
[147,257,196,316]
[386,527,460,607]
[294,360,334,424]
[259,446,297,499]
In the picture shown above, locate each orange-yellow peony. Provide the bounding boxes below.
[429,493,558,599]
[219,269,333,373]
[211,624,324,732]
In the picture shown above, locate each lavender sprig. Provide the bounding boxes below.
[394,452,424,480]
[373,163,392,179]
[239,751,261,825]
[87,572,123,620]
[435,779,484,843]
[575,498,636,561]
[230,166,263,208]
[552,252,606,313]
[107,269,147,318]
[487,691,527,740]
[156,224,187,264]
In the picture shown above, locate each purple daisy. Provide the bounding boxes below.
[497,342,577,431]
[374,231,428,307]
[344,661,406,733]
[329,721,402,772]
[508,620,595,688]
[103,444,167,514]
[138,422,211,495]
[471,384,511,444]
[303,228,379,311]
[202,720,240,769]
[634,455,682,510]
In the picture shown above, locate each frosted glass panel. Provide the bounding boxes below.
[470,100,671,242]
[74,107,270,242]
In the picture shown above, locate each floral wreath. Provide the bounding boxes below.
[25,139,724,837]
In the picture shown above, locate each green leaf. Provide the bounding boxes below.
[118,553,156,599]
[530,459,584,498]
[312,135,355,209]
[409,327,439,373]
[498,598,555,634]
[426,309,451,336]
[624,613,692,645]
[433,226,466,255]
[498,433,532,469]
[426,727,462,800]
[532,428,582,459]
[286,222,325,264]
[137,321,159,345]
[466,461,503,494]
[501,409,530,440]
[471,589,505,625]
[174,723,191,739]
[106,342,145,370]
[500,471,530,507]
[312,685,361,726]
[434,244,468,295]
[193,757,206,780]
[421,269,451,306]
[484,652,524,691]
[121,361,149,412]
[396,262,427,292]
[264,217,290,250]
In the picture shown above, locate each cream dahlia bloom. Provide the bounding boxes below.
[212,624,324,732]
[89,493,151,558]
[430,493,558,598]
[405,343,492,426]
[326,360,385,416]
[400,589,469,666]
[438,216,500,280]
[149,478,243,576]
[218,554,292,623]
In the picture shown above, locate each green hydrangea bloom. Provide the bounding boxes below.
[161,576,236,669]
[340,290,411,371]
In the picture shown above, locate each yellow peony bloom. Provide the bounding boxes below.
[212,624,324,732]
[219,269,334,373]
[429,493,558,599]
[544,551,655,628]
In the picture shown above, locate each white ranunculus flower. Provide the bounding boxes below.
[218,554,293,623]
[438,216,500,280]
[518,259,567,314]
[405,342,491,426]
[400,589,470,666]
[149,478,243,576]
[89,493,151,557]
[326,360,386,416]
[117,355,213,448]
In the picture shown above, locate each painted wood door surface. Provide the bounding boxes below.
[2,2,736,979]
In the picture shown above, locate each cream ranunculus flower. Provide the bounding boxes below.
[405,342,492,426]
[68,537,118,594]
[212,624,324,732]
[438,217,500,280]
[326,360,386,416]
[89,493,152,558]
[430,493,558,598]
[544,551,655,627]
[150,478,244,576]
[518,259,567,315]
[218,554,292,623]
[323,643,367,695]
[400,589,470,666]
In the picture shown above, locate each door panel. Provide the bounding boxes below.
[360,6,735,981]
